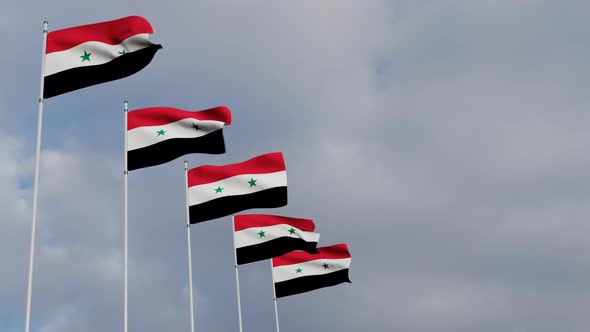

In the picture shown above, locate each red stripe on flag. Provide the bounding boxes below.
[272,244,350,267]
[47,16,154,54]
[188,152,286,187]
[127,106,232,130]
[234,214,315,232]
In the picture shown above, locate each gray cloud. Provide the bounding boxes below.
[2,1,590,331]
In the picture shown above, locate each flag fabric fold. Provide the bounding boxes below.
[187,152,288,224]
[272,243,351,298]
[234,214,319,265]
[127,106,231,171]
[44,15,161,98]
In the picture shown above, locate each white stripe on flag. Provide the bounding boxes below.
[127,119,225,151]
[188,171,287,206]
[273,258,351,283]
[45,33,154,76]
[234,223,319,249]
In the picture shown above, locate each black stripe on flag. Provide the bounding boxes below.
[237,237,319,265]
[44,44,162,98]
[128,129,226,171]
[189,187,287,224]
[274,269,351,298]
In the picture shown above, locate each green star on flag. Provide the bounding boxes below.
[215,186,223,193]
[288,228,296,235]
[80,50,91,62]
[258,230,266,238]
[295,267,303,273]
[156,129,166,136]
[248,178,257,187]
[322,263,329,269]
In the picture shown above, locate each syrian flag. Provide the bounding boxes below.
[233,214,319,265]
[127,106,231,171]
[187,152,288,224]
[272,244,351,298]
[44,16,162,98]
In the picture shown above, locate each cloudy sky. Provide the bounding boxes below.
[2,1,590,331]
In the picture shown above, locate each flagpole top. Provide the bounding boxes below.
[124,100,128,111]
[184,160,188,170]
[43,21,48,32]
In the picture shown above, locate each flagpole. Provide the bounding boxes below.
[24,20,48,332]
[270,259,280,332]
[184,161,196,332]
[123,100,129,332]
[231,216,244,332]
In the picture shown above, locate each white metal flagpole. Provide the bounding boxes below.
[270,259,280,332]
[184,161,196,332]
[123,100,129,332]
[24,20,48,332]
[232,216,244,332]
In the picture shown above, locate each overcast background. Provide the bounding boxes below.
[2,1,590,331]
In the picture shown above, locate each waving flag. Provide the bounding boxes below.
[187,152,288,223]
[44,15,161,98]
[272,244,351,298]
[233,214,319,265]
[127,106,231,171]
